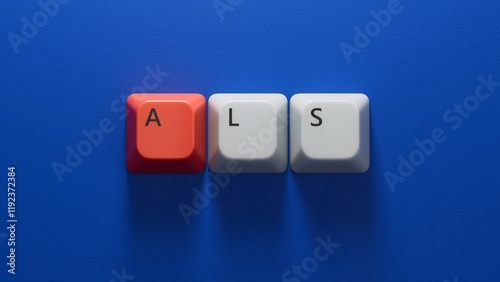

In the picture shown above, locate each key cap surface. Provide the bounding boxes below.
[208,94,288,173]
[290,93,370,173]
[126,93,206,173]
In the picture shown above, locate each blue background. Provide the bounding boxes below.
[1,0,500,281]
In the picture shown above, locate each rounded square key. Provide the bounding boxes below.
[208,94,288,173]
[126,93,206,173]
[290,93,370,173]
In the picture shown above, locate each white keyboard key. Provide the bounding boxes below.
[208,94,288,173]
[290,93,370,173]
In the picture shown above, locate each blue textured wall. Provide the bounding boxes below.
[1,0,500,281]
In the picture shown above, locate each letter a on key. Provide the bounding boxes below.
[126,93,206,173]
[145,108,162,126]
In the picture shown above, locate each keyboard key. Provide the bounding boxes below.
[290,93,370,173]
[126,93,206,173]
[208,94,288,173]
